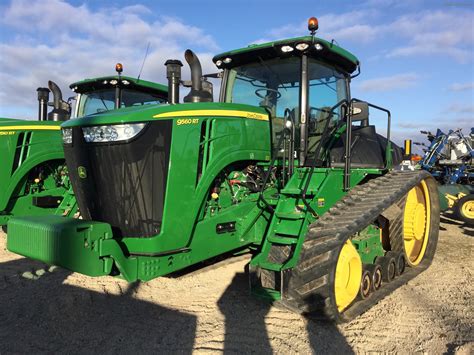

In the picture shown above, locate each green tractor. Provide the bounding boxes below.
[0,66,168,229]
[7,18,439,322]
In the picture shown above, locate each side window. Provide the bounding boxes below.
[307,60,348,155]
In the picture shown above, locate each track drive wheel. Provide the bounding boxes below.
[275,235,363,322]
[454,194,474,226]
[390,178,439,267]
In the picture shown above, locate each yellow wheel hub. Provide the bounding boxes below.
[461,200,474,220]
[335,240,362,312]
[403,180,431,266]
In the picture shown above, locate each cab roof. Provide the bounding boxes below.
[213,36,359,74]
[69,76,168,97]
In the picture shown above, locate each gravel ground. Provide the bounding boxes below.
[0,213,472,354]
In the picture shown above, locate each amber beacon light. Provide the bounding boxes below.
[308,17,319,34]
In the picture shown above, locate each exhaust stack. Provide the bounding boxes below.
[47,81,71,121]
[165,59,183,104]
[36,87,50,121]
[183,49,212,103]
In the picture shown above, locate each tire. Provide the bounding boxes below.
[454,194,474,226]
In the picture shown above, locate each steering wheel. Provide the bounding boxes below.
[255,88,281,99]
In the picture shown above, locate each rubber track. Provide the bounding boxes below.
[270,170,437,322]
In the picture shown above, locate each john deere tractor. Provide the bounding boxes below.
[0,66,167,228]
[7,18,439,322]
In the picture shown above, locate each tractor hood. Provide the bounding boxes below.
[61,102,269,128]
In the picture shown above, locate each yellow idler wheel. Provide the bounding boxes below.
[455,194,474,225]
[403,180,431,266]
[334,239,362,312]
[461,199,474,220]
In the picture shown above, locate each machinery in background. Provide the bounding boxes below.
[409,128,473,225]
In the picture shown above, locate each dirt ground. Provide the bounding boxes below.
[0,213,472,354]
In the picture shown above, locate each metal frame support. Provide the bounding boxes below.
[299,55,309,166]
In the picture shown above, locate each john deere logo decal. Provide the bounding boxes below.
[78,166,87,179]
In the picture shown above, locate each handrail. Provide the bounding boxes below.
[344,98,392,190]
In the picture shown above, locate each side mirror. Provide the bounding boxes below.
[350,101,369,126]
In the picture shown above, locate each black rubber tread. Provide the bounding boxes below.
[387,198,405,253]
[265,170,439,323]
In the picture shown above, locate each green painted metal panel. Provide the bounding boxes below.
[213,36,359,70]
[69,75,168,94]
[7,216,113,277]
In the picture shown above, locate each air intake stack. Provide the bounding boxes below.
[165,59,183,104]
[36,87,50,121]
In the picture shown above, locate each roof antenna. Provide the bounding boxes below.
[137,42,151,81]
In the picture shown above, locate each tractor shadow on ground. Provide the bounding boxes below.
[0,258,197,354]
[440,213,474,237]
[218,272,353,353]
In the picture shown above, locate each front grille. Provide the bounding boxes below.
[65,121,172,237]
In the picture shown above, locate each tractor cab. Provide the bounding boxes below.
[213,18,400,185]
[70,63,168,118]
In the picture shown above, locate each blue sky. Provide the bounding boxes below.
[0,0,472,145]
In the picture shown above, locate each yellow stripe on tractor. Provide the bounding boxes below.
[0,126,61,131]
[153,110,269,121]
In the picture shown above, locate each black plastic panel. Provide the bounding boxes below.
[330,125,402,168]
[64,121,172,238]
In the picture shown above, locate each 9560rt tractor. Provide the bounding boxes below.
[0,65,168,229]
[7,18,439,322]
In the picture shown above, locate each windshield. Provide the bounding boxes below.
[78,88,166,117]
[225,57,301,152]
[225,57,348,160]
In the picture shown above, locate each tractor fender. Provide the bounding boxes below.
[0,152,64,211]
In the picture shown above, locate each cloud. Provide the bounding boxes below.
[256,9,473,63]
[448,82,474,92]
[0,0,219,119]
[385,10,474,62]
[358,73,419,92]
[254,11,379,45]
[443,103,474,114]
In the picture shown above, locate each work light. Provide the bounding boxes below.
[82,123,146,143]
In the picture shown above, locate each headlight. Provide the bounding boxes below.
[62,128,72,144]
[295,43,309,51]
[82,123,147,143]
[281,45,294,53]
[314,43,324,51]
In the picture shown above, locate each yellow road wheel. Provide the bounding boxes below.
[461,200,474,219]
[335,240,362,312]
[403,180,431,266]
[455,194,474,225]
